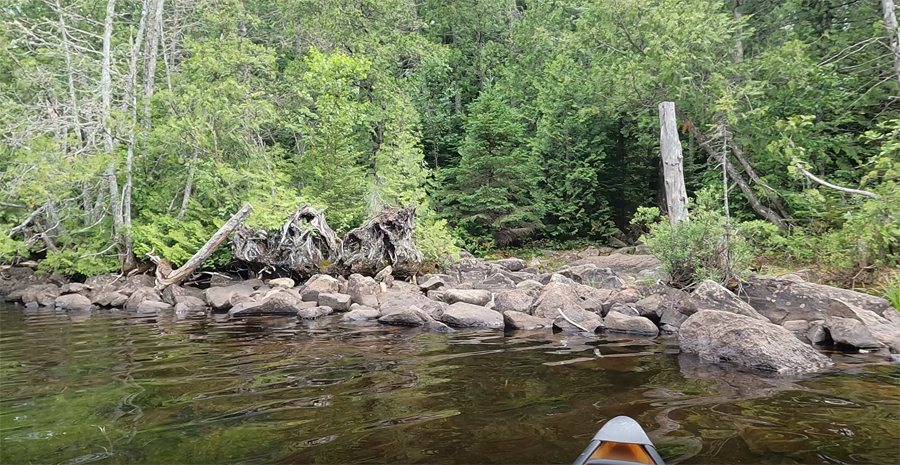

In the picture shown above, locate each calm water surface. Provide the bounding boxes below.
[1,303,898,464]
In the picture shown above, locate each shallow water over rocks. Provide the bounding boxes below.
[1,304,897,464]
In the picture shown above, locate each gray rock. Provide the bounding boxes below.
[826,316,882,349]
[21,284,60,307]
[60,283,91,296]
[604,311,659,336]
[137,300,172,313]
[532,283,584,319]
[297,306,334,319]
[174,295,206,309]
[228,290,310,317]
[684,280,768,321]
[204,284,254,311]
[635,294,666,320]
[549,273,579,287]
[503,311,552,330]
[609,303,640,317]
[93,291,127,307]
[229,292,255,308]
[440,302,504,328]
[378,292,432,316]
[659,306,688,331]
[782,320,810,332]
[443,289,492,306]
[304,274,341,294]
[553,308,605,332]
[374,266,394,284]
[341,307,380,321]
[348,274,379,306]
[679,310,833,373]
[474,273,516,289]
[807,321,832,345]
[488,258,527,272]
[424,318,456,333]
[174,301,206,314]
[84,274,123,298]
[378,306,428,326]
[426,290,445,301]
[884,309,900,326]
[516,279,544,292]
[743,275,892,324]
[119,274,156,295]
[268,277,295,289]
[419,276,447,292]
[829,300,900,352]
[494,289,535,314]
[318,293,351,311]
[605,288,641,307]
[567,254,662,275]
[55,293,92,311]
[126,286,163,311]
[421,300,448,319]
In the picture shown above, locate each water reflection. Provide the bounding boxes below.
[0,304,897,464]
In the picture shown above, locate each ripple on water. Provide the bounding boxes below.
[0,303,898,465]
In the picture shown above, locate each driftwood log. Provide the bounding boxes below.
[232,206,342,276]
[151,203,254,288]
[340,206,423,276]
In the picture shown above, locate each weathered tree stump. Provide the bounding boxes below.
[339,206,423,277]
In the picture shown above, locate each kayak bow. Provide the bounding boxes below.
[571,416,666,465]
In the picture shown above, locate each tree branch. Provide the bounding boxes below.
[794,163,879,199]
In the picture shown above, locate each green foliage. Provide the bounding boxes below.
[633,190,753,288]
[0,230,28,262]
[131,213,231,269]
[883,273,900,311]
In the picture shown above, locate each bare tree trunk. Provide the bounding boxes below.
[658,102,689,224]
[733,0,744,63]
[121,0,150,273]
[177,149,199,220]
[882,0,900,86]
[56,0,83,149]
[142,0,165,127]
[727,139,790,219]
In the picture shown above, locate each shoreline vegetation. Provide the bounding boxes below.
[1,0,899,361]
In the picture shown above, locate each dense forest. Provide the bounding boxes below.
[1,0,898,280]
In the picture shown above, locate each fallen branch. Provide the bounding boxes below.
[794,162,879,199]
[154,203,253,288]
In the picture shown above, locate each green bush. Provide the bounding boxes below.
[632,190,753,289]
[415,214,461,268]
[883,273,900,311]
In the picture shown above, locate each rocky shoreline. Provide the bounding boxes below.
[3,247,898,374]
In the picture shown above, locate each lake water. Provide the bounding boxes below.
[1,304,898,464]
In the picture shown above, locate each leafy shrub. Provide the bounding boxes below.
[40,247,119,276]
[131,213,232,269]
[883,273,900,311]
[0,231,29,263]
[632,189,753,289]
[415,214,460,268]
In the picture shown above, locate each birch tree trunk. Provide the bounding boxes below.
[882,0,900,86]
[658,102,689,224]
[101,0,123,255]
[733,0,744,63]
[142,0,165,126]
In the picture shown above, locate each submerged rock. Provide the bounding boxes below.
[341,306,380,322]
[553,307,604,333]
[679,310,832,373]
[55,293,92,311]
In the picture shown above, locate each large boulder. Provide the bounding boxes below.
[126,286,163,311]
[418,275,448,292]
[603,311,658,336]
[553,308,605,332]
[488,258,526,272]
[318,293,351,312]
[473,272,516,290]
[443,289,492,306]
[440,302,504,328]
[302,274,341,301]
[494,289,535,314]
[532,283,584,319]
[378,292,433,316]
[55,293,93,311]
[742,274,892,324]
[378,306,429,326]
[268,277,295,289]
[137,300,172,313]
[204,284,254,311]
[825,300,900,352]
[684,280,768,321]
[228,290,309,317]
[60,283,91,296]
[503,311,552,330]
[347,274,379,306]
[21,284,60,307]
[93,291,128,308]
[679,310,833,373]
